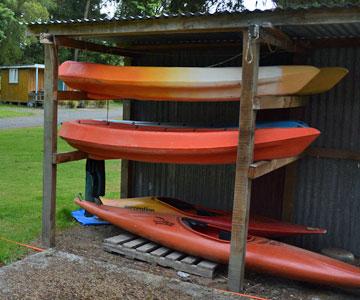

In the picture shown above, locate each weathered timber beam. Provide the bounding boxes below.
[260,26,302,53]
[130,41,242,51]
[306,37,360,49]
[121,99,132,198]
[248,156,301,179]
[55,36,139,57]
[228,25,259,292]
[42,43,58,248]
[27,7,360,38]
[253,96,308,110]
[52,151,88,164]
[307,147,360,161]
[58,91,126,101]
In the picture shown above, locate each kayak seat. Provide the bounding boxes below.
[219,230,231,241]
[158,197,195,211]
[195,209,220,217]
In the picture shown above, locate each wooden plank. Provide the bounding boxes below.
[248,156,301,179]
[181,256,198,265]
[57,91,90,101]
[103,242,217,278]
[102,236,219,278]
[307,147,360,161]
[52,150,87,164]
[104,233,135,245]
[136,242,159,253]
[166,251,185,261]
[253,96,308,110]
[55,36,138,57]
[228,26,259,292]
[123,238,147,249]
[197,260,218,271]
[28,8,360,37]
[42,43,58,248]
[151,247,171,257]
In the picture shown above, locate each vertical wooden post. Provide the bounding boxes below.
[120,56,133,198]
[42,41,58,248]
[228,25,260,292]
[120,100,132,198]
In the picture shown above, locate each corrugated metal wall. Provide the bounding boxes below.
[128,45,360,255]
[292,47,360,255]
[129,47,292,217]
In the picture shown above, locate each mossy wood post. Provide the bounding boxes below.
[228,25,260,292]
[42,40,58,247]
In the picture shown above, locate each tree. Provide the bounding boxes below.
[0,0,55,65]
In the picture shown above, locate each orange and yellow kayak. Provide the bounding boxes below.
[59,61,321,101]
[75,198,360,288]
[59,120,320,164]
[100,196,326,237]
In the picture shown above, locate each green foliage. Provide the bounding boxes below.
[0,0,55,65]
[272,0,358,9]
[115,0,247,16]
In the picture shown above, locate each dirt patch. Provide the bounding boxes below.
[52,225,360,300]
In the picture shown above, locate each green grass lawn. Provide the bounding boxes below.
[0,106,33,119]
[0,127,120,264]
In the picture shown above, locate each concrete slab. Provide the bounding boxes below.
[0,250,246,300]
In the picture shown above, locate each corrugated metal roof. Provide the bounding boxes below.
[282,23,360,40]
[28,2,360,26]
[26,3,360,44]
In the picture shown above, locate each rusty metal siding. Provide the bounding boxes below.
[292,47,360,255]
[128,48,291,215]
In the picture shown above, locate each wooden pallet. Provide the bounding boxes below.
[103,233,219,278]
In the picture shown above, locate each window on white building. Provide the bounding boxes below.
[9,68,18,84]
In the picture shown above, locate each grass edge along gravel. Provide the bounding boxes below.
[0,126,120,264]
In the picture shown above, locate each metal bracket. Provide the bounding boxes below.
[249,24,260,40]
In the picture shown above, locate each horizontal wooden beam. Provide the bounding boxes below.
[307,147,360,161]
[55,36,138,57]
[27,7,360,38]
[129,41,242,51]
[53,151,88,164]
[57,91,90,101]
[260,26,302,53]
[307,37,360,49]
[248,156,301,179]
[253,96,308,110]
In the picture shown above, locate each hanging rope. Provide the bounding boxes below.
[245,24,260,64]
[207,53,243,67]
[106,100,110,124]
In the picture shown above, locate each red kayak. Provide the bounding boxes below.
[75,199,360,288]
[59,120,320,164]
[100,196,327,237]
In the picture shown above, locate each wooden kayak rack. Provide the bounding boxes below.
[39,25,308,292]
[103,232,219,278]
[30,7,360,291]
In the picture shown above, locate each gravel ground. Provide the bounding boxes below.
[52,225,360,300]
[0,106,122,130]
[0,250,244,300]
